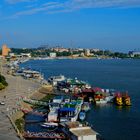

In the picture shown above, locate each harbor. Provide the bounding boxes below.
[20,59,139,140]
[0,58,134,140]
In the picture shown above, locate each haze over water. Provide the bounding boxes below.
[21,59,140,140]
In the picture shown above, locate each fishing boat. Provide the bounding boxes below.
[115,92,131,106]
[124,97,131,106]
[115,93,123,106]
[122,94,131,106]
[79,111,86,121]
[94,91,108,104]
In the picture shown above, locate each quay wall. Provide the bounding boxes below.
[10,109,24,122]
[7,109,25,140]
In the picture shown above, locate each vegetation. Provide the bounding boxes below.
[0,74,8,90]
[11,48,50,57]
[9,47,140,59]
[15,118,24,133]
[91,50,130,58]
[40,94,55,102]
[56,51,71,56]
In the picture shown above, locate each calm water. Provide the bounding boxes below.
[21,59,140,140]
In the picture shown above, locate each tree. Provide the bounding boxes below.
[0,74,8,86]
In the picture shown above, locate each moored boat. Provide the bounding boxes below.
[115,92,131,106]
[95,99,107,104]
[41,122,58,128]
[79,111,86,121]
[115,93,123,106]
[122,94,131,106]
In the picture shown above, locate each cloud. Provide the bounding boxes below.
[11,2,64,18]
[70,0,140,9]
[5,0,36,4]
[7,0,140,18]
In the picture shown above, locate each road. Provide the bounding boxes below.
[0,67,40,140]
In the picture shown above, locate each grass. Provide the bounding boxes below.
[40,94,55,102]
[15,118,24,133]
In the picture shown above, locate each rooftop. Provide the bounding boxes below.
[70,127,97,137]
[65,121,80,128]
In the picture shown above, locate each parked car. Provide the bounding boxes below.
[0,101,5,105]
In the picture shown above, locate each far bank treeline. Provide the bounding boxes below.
[0,74,8,90]
[7,48,139,58]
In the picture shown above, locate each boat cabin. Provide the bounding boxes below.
[58,107,76,122]
[53,96,63,104]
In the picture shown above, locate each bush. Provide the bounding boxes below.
[0,83,5,90]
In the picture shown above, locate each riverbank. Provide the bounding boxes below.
[0,65,41,139]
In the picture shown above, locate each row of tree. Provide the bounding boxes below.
[91,50,130,58]
[2,47,140,58]
[0,74,8,90]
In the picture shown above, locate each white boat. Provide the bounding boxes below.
[105,96,114,103]
[41,122,58,128]
[96,99,107,104]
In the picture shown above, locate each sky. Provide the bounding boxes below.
[0,0,140,52]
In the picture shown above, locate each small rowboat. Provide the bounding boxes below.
[79,111,86,121]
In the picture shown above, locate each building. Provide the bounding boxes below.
[20,53,31,58]
[85,49,91,56]
[62,121,97,140]
[2,44,11,57]
[91,49,100,52]
[70,127,97,140]
[9,53,15,57]
[53,47,69,52]
[49,52,56,58]
[129,51,140,57]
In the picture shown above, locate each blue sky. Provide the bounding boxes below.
[0,0,140,52]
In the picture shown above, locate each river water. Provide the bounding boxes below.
[21,59,140,140]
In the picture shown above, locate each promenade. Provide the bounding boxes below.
[0,67,40,140]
